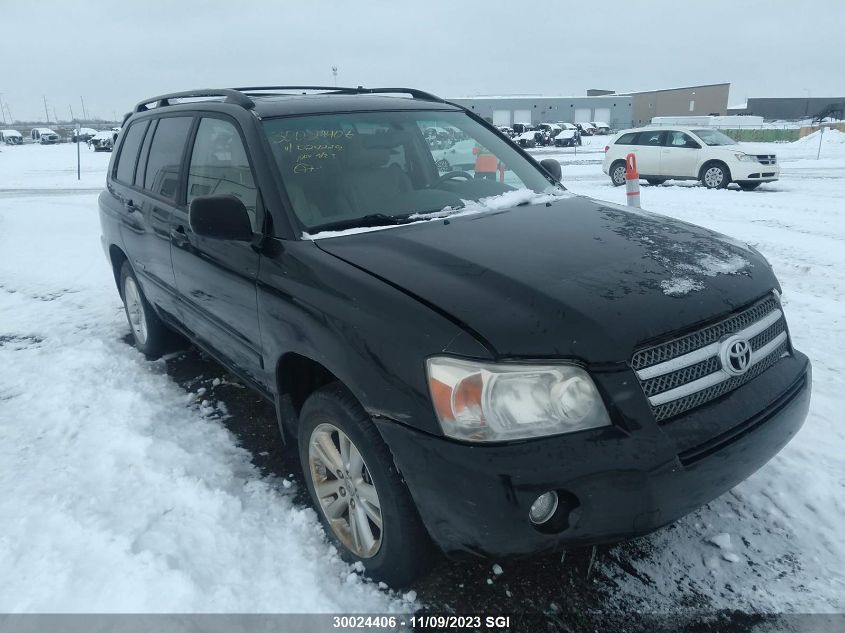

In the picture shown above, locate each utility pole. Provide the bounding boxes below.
[80,96,87,121]
[332,66,338,87]
[69,104,75,121]
[0,93,6,125]
[53,106,59,123]
[43,96,50,122]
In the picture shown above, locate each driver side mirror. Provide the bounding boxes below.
[685,140,701,149]
[189,195,253,241]
[539,158,562,182]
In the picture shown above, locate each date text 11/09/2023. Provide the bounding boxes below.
[332,615,512,630]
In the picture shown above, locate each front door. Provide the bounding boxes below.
[170,115,263,383]
[660,130,700,178]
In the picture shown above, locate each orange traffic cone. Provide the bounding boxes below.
[625,153,641,208]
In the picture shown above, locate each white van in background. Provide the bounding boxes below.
[602,126,779,190]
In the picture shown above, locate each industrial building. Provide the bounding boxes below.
[728,97,845,120]
[628,83,730,126]
[450,83,731,130]
[448,94,632,130]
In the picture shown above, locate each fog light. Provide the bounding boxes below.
[529,491,559,524]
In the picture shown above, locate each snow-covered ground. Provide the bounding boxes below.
[529,129,845,613]
[0,145,410,613]
[1,133,843,615]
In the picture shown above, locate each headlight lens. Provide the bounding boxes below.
[426,357,611,442]
[734,153,759,162]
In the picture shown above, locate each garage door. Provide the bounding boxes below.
[593,107,611,123]
[513,109,531,125]
[574,108,591,123]
[492,110,511,126]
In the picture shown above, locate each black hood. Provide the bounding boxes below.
[315,196,778,363]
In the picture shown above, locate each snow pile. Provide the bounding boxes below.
[0,187,409,613]
[793,127,845,146]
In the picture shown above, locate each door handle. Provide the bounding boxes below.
[171,224,189,247]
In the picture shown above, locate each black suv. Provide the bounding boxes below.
[99,86,811,585]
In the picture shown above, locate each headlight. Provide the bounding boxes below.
[426,357,611,442]
[734,153,758,162]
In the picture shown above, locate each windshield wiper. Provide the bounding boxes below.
[307,213,413,234]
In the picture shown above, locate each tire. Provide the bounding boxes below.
[646,178,666,186]
[610,160,627,187]
[700,162,730,189]
[119,261,175,358]
[298,383,433,586]
[738,182,761,191]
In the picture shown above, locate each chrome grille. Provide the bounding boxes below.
[632,294,789,422]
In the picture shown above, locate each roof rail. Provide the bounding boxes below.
[133,89,255,113]
[131,85,444,116]
[235,86,443,102]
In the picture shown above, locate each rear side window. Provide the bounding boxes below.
[143,117,193,201]
[114,121,148,184]
[615,132,637,145]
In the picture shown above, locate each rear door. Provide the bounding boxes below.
[170,115,263,382]
[119,116,194,319]
[660,130,700,178]
[631,130,665,175]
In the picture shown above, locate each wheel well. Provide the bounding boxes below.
[277,352,338,419]
[109,245,128,297]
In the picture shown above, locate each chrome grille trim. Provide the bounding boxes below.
[635,308,783,380]
[631,293,790,422]
[648,331,787,406]
[631,296,779,371]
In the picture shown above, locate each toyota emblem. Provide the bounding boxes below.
[721,336,752,376]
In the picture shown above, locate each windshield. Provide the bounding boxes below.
[262,110,563,234]
[692,129,737,146]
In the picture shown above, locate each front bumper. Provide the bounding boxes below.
[375,353,810,558]
[730,160,780,181]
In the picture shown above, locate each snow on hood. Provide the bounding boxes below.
[658,244,750,296]
[302,188,570,240]
[594,200,752,297]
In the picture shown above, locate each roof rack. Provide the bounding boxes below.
[133,89,255,113]
[235,86,443,102]
[132,86,444,114]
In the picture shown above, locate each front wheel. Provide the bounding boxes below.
[299,383,433,586]
[701,162,730,189]
[610,161,627,186]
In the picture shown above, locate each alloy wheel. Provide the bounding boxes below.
[308,423,383,558]
[124,277,148,345]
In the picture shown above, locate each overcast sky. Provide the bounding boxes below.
[2,0,843,123]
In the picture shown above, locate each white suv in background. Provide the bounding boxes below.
[602,127,779,190]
